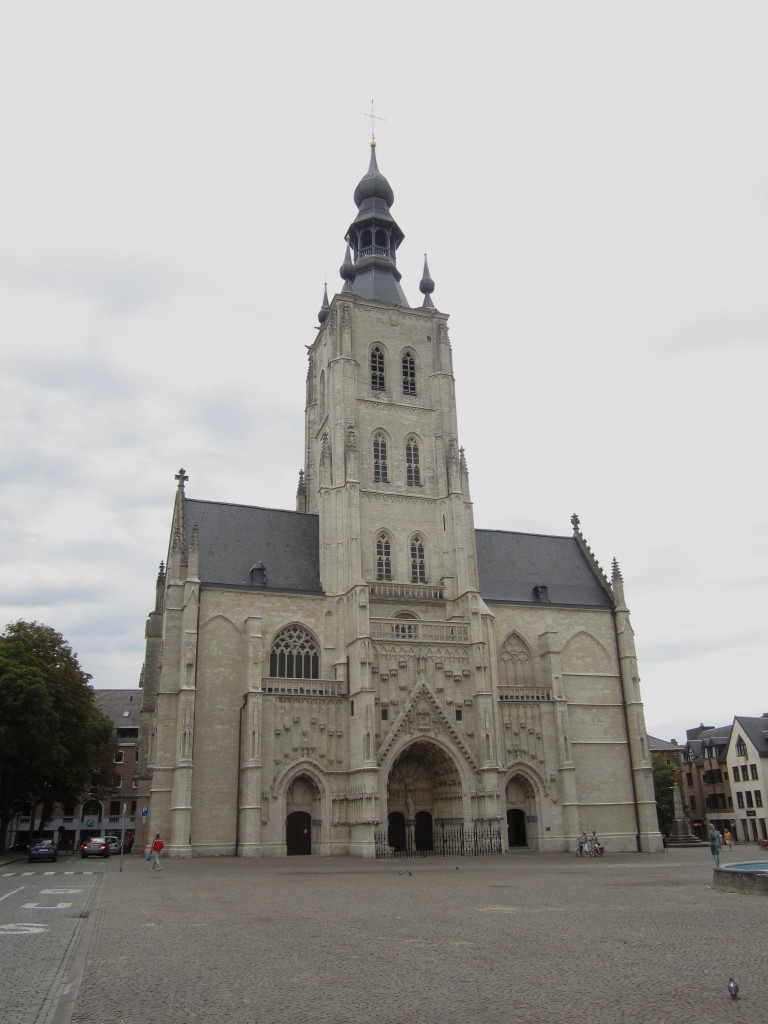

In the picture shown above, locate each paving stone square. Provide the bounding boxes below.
[70,848,768,1024]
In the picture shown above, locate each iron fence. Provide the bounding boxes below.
[374,823,503,859]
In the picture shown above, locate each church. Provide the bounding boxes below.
[135,143,662,858]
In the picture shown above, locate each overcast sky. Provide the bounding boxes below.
[2,2,766,743]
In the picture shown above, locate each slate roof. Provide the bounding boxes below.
[475,529,613,608]
[187,499,323,594]
[647,735,683,751]
[684,724,732,764]
[732,716,768,756]
[184,501,613,608]
[93,689,142,729]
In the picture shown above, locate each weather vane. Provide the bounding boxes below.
[360,99,386,143]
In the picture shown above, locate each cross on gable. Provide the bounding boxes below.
[175,468,189,490]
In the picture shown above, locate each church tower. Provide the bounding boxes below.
[137,141,662,860]
[302,143,501,854]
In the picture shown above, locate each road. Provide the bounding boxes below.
[0,855,105,1024]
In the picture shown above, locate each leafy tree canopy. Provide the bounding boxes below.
[652,752,681,836]
[0,621,114,850]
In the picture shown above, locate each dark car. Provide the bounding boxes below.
[80,837,110,858]
[28,839,58,863]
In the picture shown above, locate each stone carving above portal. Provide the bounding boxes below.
[377,681,478,770]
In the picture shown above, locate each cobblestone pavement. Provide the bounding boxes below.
[0,855,104,1024]
[66,847,767,1024]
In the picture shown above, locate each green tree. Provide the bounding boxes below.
[0,621,113,850]
[652,753,681,837]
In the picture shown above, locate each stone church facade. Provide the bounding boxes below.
[135,144,662,857]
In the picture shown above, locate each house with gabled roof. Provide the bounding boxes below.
[726,714,768,844]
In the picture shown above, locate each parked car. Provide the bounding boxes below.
[80,837,110,858]
[105,836,121,855]
[28,839,58,863]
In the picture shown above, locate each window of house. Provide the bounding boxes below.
[736,737,747,757]
[689,796,696,810]
[746,791,754,808]
[751,764,759,780]
[410,534,426,583]
[741,765,749,781]
[269,624,319,680]
[110,801,121,816]
[405,437,421,486]
[455,709,463,722]
[114,751,124,764]
[755,791,763,808]
[371,347,385,391]
[402,351,416,395]
[733,767,740,782]
[687,772,693,786]
[376,532,392,581]
[737,792,744,808]
[381,708,388,721]
[373,432,389,483]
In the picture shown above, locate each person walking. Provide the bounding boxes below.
[723,827,732,850]
[150,833,165,871]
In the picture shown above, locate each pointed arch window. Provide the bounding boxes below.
[405,436,421,486]
[319,369,326,420]
[371,346,385,392]
[270,624,319,679]
[500,633,535,687]
[376,532,393,581]
[410,534,426,583]
[402,351,416,395]
[373,432,389,483]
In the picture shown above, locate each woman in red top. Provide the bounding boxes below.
[150,833,164,871]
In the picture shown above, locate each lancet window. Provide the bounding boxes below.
[402,351,416,395]
[269,624,319,680]
[376,532,393,581]
[499,633,535,687]
[373,432,389,483]
[405,436,421,486]
[410,534,426,583]
[371,346,385,392]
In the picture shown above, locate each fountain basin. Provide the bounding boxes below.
[713,861,768,895]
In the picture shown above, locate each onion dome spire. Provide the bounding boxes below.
[318,282,330,324]
[419,254,435,309]
[342,142,408,306]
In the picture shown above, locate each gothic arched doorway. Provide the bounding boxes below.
[388,811,407,852]
[387,739,464,846]
[415,810,433,852]
[285,773,321,856]
[507,808,527,847]
[505,774,536,850]
[286,812,311,855]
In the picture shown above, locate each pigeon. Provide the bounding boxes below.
[728,977,739,1000]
